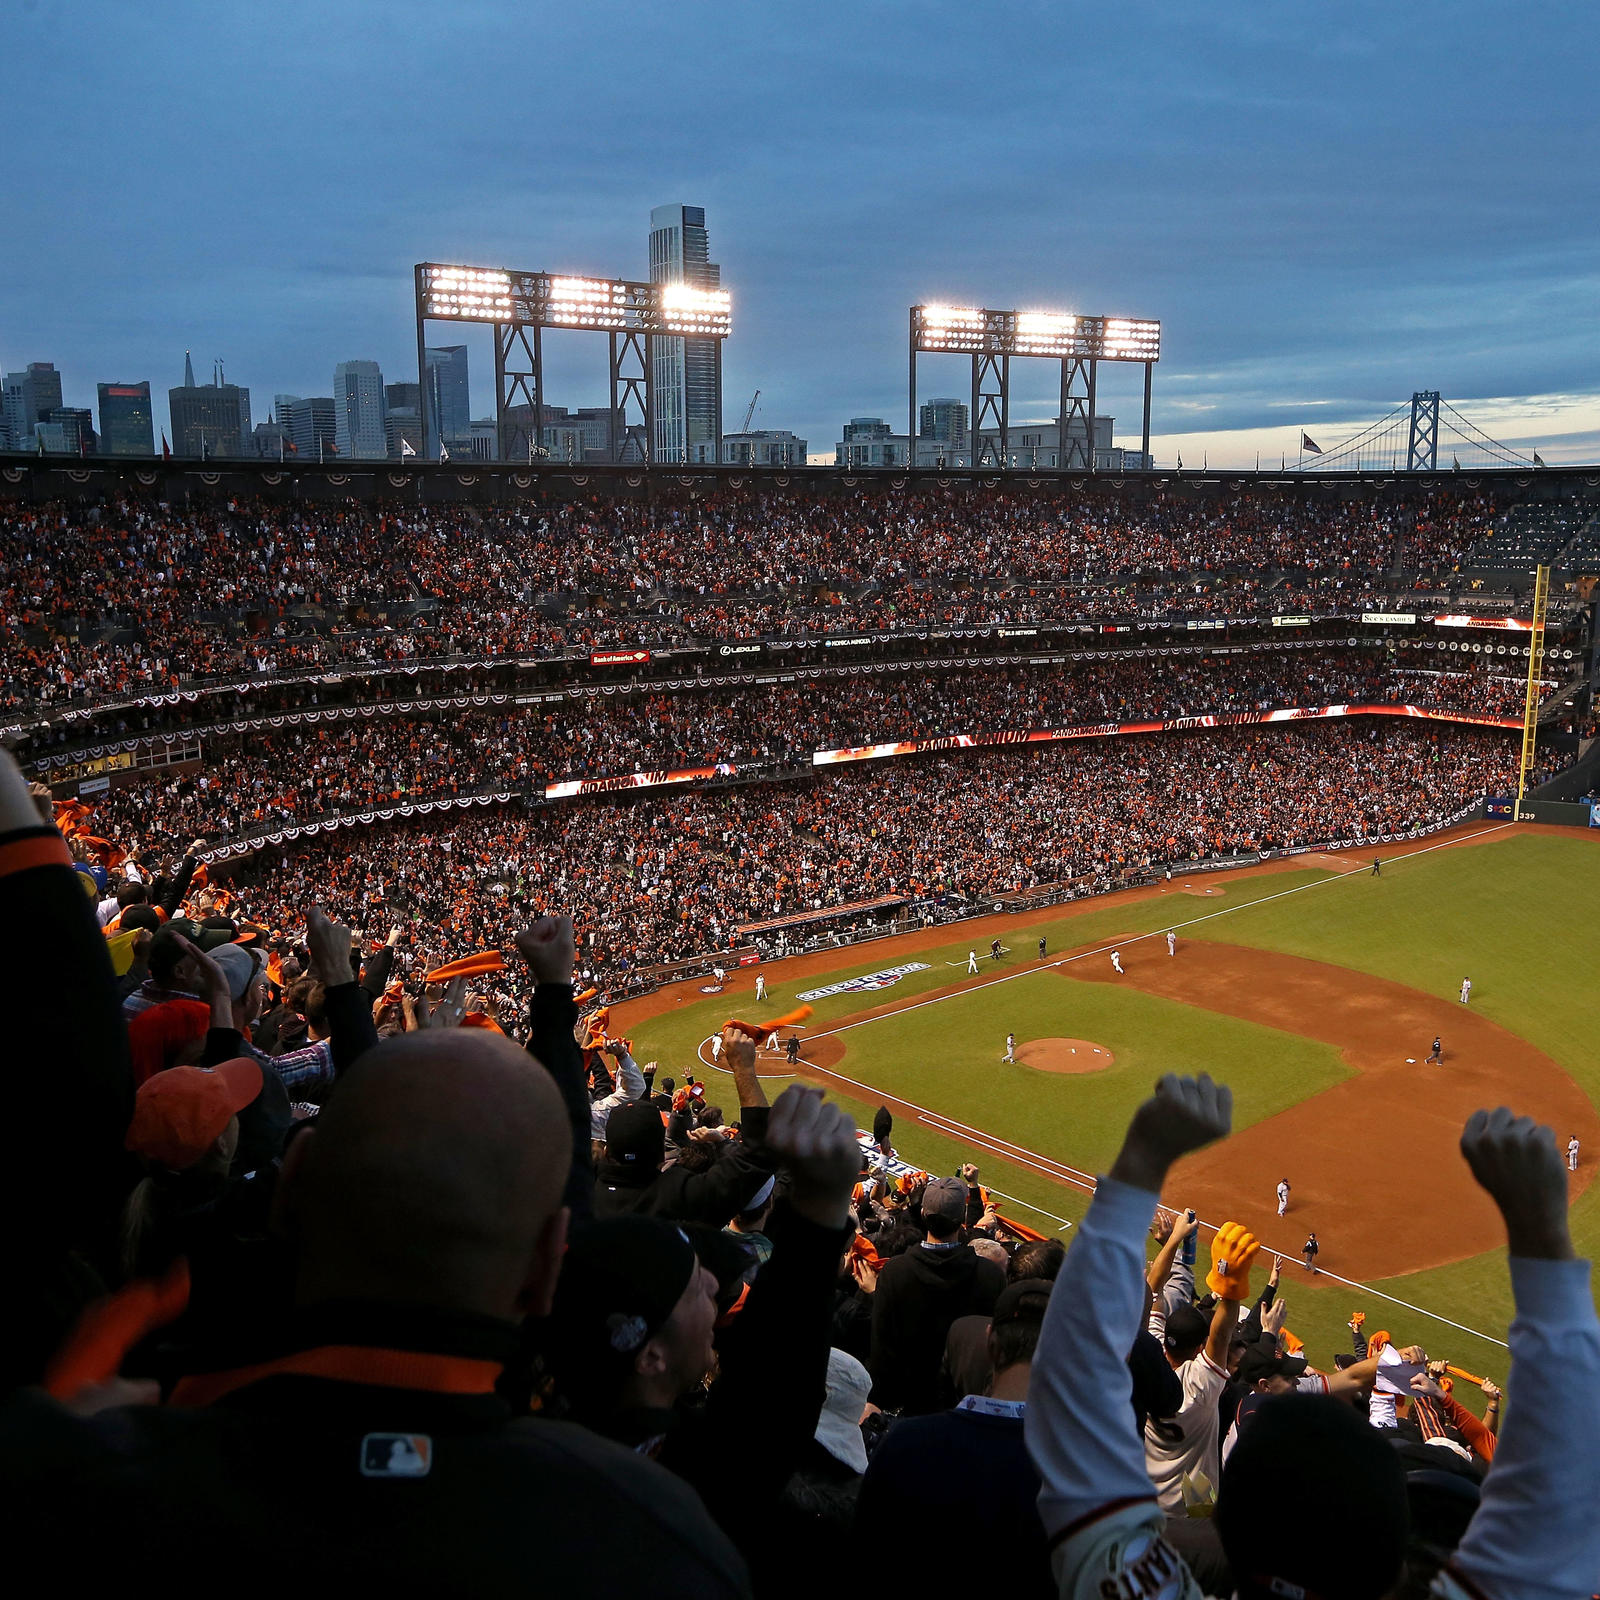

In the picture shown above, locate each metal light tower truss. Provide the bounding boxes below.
[1407,390,1441,472]
[1514,562,1550,821]
[910,304,1160,470]
[414,264,731,465]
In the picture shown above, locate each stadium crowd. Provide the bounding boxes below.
[3,482,1509,711]
[4,739,1594,1599]
[37,652,1531,849]
[116,721,1512,989]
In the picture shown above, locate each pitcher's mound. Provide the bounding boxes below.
[1016,1038,1114,1074]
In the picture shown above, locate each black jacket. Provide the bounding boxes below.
[869,1242,1005,1414]
[594,1106,776,1226]
[2,1305,750,1599]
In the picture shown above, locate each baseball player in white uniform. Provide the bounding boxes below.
[1459,976,1472,1003]
[763,1030,779,1052]
[1570,1134,1581,1172]
[967,949,979,975]
[712,964,726,990]
[1004,1032,1016,1063]
[1110,949,1124,975]
[1166,930,1177,957]
[754,972,767,1002]
[1276,1178,1290,1217]
[711,1033,723,1062]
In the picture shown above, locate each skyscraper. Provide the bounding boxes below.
[36,408,97,454]
[97,382,155,456]
[3,361,64,448]
[334,360,387,460]
[168,352,250,457]
[274,394,337,459]
[648,204,722,463]
[424,345,470,457]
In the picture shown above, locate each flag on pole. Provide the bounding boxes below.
[439,441,450,462]
[1452,456,1460,471]
[1532,451,1546,467]
[160,432,171,461]
[1176,450,1183,470]
[400,438,416,458]
[1300,432,1324,456]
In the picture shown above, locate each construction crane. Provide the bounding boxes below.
[738,390,760,433]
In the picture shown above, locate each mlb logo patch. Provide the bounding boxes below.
[360,1433,433,1478]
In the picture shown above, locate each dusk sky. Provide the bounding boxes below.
[7,1,1598,465]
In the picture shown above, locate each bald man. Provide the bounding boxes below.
[4,1027,751,1597]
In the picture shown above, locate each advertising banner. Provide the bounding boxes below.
[809,703,1519,767]
[545,763,733,799]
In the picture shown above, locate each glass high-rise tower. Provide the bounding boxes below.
[648,204,721,464]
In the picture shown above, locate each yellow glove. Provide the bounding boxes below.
[1206,1222,1261,1301]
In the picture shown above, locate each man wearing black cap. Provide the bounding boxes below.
[547,1083,863,1587]
[595,1027,779,1226]
[858,1279,1056,1597]
[1222,1337,1381,1466]
[869,1173,1004,1415]
[1026,1076,1600,1600]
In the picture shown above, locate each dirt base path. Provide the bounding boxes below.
[1073,941,1599,1279]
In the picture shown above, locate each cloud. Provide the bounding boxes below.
[3,0,1596,465]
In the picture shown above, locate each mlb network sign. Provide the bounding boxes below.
[798,962,930,1002]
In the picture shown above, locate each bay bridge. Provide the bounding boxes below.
[1293,391,1555,472]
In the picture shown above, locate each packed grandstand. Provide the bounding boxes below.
[4,461,1599,1596]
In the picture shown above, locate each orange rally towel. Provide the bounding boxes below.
[424,951,506,984]
[574,986,599,1005]
[43,1259,191,1401]
[726,1004,812,1038]
[460,1011,505,1034]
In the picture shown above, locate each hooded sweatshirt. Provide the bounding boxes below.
[869,1240,1005,1414]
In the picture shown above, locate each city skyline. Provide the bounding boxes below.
[4,2,1597,466]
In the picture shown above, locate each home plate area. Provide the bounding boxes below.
[1015,1037,1114,1074]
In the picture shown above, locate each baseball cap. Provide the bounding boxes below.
[1163,1302,1209,1356]
[547,1214,700,1369]
[813,1347,871,1473]
[1235,1340,1309,1389]
[124,1058,263,1171]
[920,1175,968,1223]
[126,998,211,1087]
[209,942,263,1001]
[992,1277,1054,1325]
[164,915,239,953]
[604,1100,667,1167]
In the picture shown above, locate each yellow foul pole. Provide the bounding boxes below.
[1513,563,1550,821]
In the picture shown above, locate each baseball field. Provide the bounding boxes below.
[617,820,1600,1385]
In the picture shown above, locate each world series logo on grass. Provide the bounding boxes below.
[797,962,930,1002]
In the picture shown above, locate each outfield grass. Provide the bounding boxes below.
[630,828,1599,1385]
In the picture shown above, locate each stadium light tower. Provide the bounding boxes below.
[414,263,732,464]
[909,303,1160,469]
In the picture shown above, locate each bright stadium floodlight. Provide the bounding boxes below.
[909,299,1161,471]
[415,259,733,467]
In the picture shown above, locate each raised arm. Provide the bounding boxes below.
[1442,1109,1600,1600]
[514,918,594,1225]
[1146,1208,1195,1296]
[1026,1074,1231,1566]
[305,907,380,1074]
